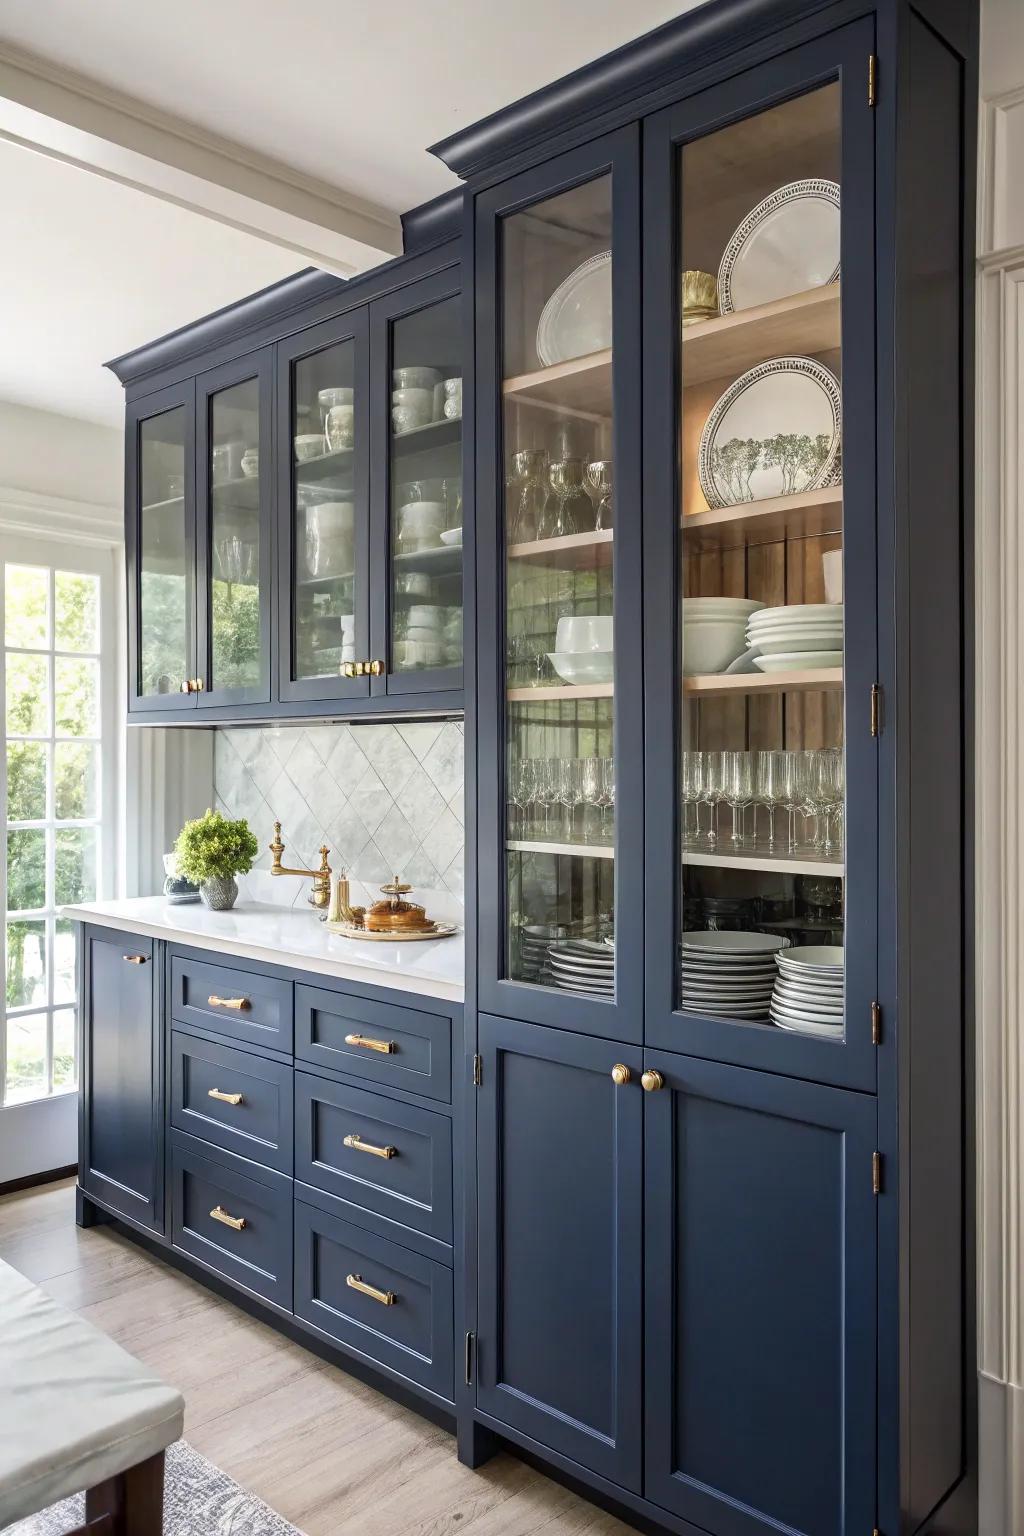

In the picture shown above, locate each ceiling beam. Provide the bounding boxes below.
[0,41,403,276]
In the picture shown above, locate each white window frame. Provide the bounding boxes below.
[0,532,119,1112]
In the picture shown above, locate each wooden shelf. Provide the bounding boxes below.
[682,848,843,877]
[508,840,615,860]
[681,284,840,387]
[684,668,843,697]
[295,446,354,484]
[393,544,463,576]
[508,529,613,569]
[503,350,612,421]
[507,682,614,703]
[392,416,462,458]
[683,486,842,550]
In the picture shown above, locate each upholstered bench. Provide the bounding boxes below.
[0,1257,184,1533]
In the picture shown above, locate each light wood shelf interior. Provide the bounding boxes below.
[683,486,842,550]
[508,840,615,860]
[507,682,614,703]
[681,285,840,387]
[681,848,843,877]
[683,667,842,697]
[508,529,613,569]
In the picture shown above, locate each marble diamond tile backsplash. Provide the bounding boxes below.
[213,721,464,919]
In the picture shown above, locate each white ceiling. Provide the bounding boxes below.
[0,0,698,427]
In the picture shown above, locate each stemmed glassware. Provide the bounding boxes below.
[580,757,603,843]
[755,750,788,853]
[601,757,616,843]
[678,746,843,859]
[558,759,584,841]
[508,449,547,543]
[814,748,845,857]
[542,459,593,539]
[586,460,614,530]
[723,750,754,848]
[681,751,702,847]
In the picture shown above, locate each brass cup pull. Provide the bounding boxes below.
[210,1205,246,1231]
[208,994,251,1011]
[611,1063,631,1086]
[208,1087,244,1106]
[123,954,148,965]
[346,1273,395,1306]
[344,1133,396,1160]
[641,1069,665,1093]
[344,1033,395,1055]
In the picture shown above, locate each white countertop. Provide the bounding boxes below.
[62,897,464,1003]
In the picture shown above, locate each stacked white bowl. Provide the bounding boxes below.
[682,597,764,675]
[549,615,613,685]
[770,945,844,1036]
[748,603,843,672]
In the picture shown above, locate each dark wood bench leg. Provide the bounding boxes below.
[81,1449,166,1535]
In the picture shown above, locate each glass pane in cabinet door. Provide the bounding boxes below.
[208,378,262,693]
[139,406,189,697]
[677,86,846,1035]
[292,341,358,682]
[390,295,462,672]
[501,176,617,994]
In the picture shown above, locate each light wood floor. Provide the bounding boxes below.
[0,1179,633,1536]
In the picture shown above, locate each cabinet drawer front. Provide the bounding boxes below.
[295,986,451,1102]
[170,953,293,1052]
[171,1031,293,1174]
[294,1196,453,1400]
[170,1133,292,1309]
[295,1073,451,1246]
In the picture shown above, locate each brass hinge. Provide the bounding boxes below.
[870,682,882,737]
[868,54,878,107]
[872,1151,883,1195]
[465,1330,475,1385]
[473,1054,482,1087]
[871,1001,882,1045]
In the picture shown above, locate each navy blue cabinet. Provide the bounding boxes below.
[475,1015,643,1488]
[642,1052,876,1536]
[78,929,164,1233]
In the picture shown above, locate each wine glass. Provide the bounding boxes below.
[586,460,614,531]
[534,757,561,842]
[558,759,584,842]
[601,756,616,842]
[723,751,754,849]
[814,748,845,859]
[547,459,593,538]
[755,749,789,854]
[781,751,808,855]
[508,449,547,543]
[681,750,701,847]
[580,757,604,844]
[699,750,726,848]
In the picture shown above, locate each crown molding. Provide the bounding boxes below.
[0,483,121,545]
[0,41,402,274]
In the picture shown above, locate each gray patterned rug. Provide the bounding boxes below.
[7,1440,305,1535]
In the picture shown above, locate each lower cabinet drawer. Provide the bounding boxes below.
[295,985,452,1102]
[295,1072,451,1250]
[170,1132,292,1310]
[170,952,293,1053]
[171,1030,293,1175]
[294,1195,453,1401]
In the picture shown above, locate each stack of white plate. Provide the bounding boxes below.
[519,924,566,983]
[549,940,614,996]
[770,945,844,1036]
[683,597,765,675]
[680,930,789,1017]
[748,603,843,673]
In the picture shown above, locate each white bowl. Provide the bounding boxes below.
[399,500,445,530]
[555,615,614,654]
[395,638,444,666]
[306,501,354,536]
[547,651,614,684]
[753,651,842,671]
[749,603,843,625]
[407,605,442,629]
[318,387,354,413]
[753,633,845,655]
[393,367,441,391]
[294,433,324,462]
[685,597,765,616]
[440,527,463,546]
[682,620,749,674]
[777,945,844,970]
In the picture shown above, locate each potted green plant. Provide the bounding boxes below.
[174,809,259,912]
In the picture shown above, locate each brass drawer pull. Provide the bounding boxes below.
[208,994,251,1010]
[209,1205,246,1231]
[346,1273,395,1306]
[344,1033,395,1055]
[208,1087,244,1106]
[343,1133,396,1160]
[123,954,148,964]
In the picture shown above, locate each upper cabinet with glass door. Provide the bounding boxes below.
[127,384,196,712]
[478,137,643,1039]
[644,47,876,1088]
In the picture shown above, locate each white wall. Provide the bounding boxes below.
[977,0,1024,1529]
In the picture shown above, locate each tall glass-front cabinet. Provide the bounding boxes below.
[465,7,973,1536]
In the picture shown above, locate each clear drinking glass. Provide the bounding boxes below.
[535,757,561,842]
[508,449,548,543]
[601,757,616,843]
[755,750,789,854]
[699,750,727,848]
[580,756,603,844]
[724,751,755,849]
[558,758,585,842]
[781,751,808,855]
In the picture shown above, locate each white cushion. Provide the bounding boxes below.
[0,1257,184,1526]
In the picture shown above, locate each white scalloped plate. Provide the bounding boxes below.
[718,178,841,314]
[536,251,612,367]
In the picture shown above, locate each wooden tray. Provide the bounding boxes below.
[324,921,460,942]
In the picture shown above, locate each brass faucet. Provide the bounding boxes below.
[269,822,332,909]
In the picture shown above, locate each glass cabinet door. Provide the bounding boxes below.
[277,311,370,702]
[370,271,463,700]
[644,25,876,1090]
[127,383,195,711]
[476,132,643,1039]
[196,356,272,707]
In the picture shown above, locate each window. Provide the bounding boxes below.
[2,547,115,1106]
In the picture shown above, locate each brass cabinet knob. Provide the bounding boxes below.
[180,679,193,694]
[641,1069,665,1093]
[611,1063,631,1086]
[194,676,204,692]
[368,659,383,677]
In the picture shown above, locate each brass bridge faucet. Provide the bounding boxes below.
[269,822,332,909]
